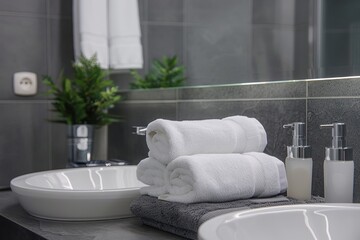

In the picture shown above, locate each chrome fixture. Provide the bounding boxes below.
[133,126,147,136]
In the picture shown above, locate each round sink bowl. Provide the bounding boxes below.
[11,166,146,221]
[199,204,360,240]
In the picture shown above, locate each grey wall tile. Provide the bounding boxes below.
[308,78,360,97]
[147,0,183,22]
[108,102,177,165]
[324,1,360,30]
[178,81,306,100]
[0,0,46,14]
[111,72,139,91]
[307,98,360,202]
[293,25,310,79]
[147,25,184,64]
[50,122,67,169]
[294,0,311,25]
[252,25,295,81]
[120,89,177,101]
[186,0,251,26]
[323,30,351,71]
[138,0,146,22]
[319,66,353,79]
[252,0,296,25]
[177,99,306,161]
[0,15,47,100]
[48,0,72,18]
[185,25,251,86]
[0,103,50,188]
[185,76,253,87]
[48,18,74,79]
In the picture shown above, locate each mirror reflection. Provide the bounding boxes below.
[112,0,360,89]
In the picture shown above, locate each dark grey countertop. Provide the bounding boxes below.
[0,190,186,240]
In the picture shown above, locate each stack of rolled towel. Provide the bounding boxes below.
[136,115,287,203]
[132,116,324,239]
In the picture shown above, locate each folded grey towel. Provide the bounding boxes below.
[130,195,324,240]
[142,218,197,240]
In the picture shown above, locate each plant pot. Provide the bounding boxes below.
[67,125,94,164]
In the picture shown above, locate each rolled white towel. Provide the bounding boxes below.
[137,157,167,197]
[159,152,287,203]
[146,116,267,164]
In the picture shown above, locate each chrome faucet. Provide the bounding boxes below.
[132,126,147,136]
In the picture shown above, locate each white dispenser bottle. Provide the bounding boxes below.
[321,123,354,203]
[283,122,312,200]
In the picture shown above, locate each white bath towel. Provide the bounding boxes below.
[159,152,287,203]
[146,116,267,164]
[74,0,109,68]
[137,157,167,197]
[109,0,143,69]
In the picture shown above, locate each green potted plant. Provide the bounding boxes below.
[43,55,121,165]
[130,55,185,89]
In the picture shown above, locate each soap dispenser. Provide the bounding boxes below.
[283,122,312,200]
[320,123,354,203]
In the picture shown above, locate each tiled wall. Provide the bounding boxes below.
[1,0,359,205]
[108,77,360,202]
[322,0,360,77]
[0,0,73,188]
[112,0,311,89]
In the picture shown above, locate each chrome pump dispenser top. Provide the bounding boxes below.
[283,122,311,159]
[283,122,313,200]
[320,123,353,161]
[321,123,354,203]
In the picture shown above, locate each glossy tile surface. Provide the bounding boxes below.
[0,0,46,14]
[108,102,177,165]
[307,98,360,201]
[147,25,184,63]
[0,103,50,188]
[308,78,360,97]
[178,81,306,100]
[185,24,251,86]
[147,0,183,22]
[48,0,72,18]
[0,15,47,99]
[48,18,74,79]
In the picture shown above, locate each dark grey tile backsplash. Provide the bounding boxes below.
[178,81,306,100]
[0,0,46,14]
[0,0,72,187]
[147,25,184,64]
[108,101,177,165]
[0,15,47,100]
[109,77,360,202]
[0,103,50,188]
[147,0,184,23]
[307,97,360,201]
[308,78,360,97]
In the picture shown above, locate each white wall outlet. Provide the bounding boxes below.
[14,72,37,96]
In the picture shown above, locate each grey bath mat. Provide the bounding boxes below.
[130,195,324,239]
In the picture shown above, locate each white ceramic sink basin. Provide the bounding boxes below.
[11,166,146,221]
[199,204,360,240]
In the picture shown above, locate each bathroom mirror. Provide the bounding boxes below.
[114,0,360,88]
